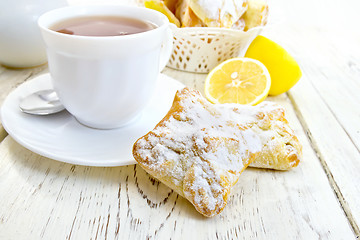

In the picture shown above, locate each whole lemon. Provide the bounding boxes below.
[245,35,302,95]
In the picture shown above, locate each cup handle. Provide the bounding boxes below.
[159,24,175,71]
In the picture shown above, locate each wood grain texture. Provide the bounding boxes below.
[0,0,359,239]
[263,0,360,236]
[0,136,356,240]
[0,65,48,141]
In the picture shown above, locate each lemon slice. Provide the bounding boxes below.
[204,57,271,105]
[245,35,302,95]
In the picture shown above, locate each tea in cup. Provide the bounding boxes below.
[38,5,173,129]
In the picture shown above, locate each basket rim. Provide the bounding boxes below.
[170,24,264,35]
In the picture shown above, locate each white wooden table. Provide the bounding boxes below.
[1,0,360,239]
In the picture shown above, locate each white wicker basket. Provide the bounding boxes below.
[167,25,263,73]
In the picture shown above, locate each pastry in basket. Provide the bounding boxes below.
[144,0,181,27]
[175,0,205,27]
[175,0,248,28]
[145,0,268,31]
[163,0,179,12]
[133,88,301,217]
[188,0,248,28]
[241,0,269,31]
[231,18,246,31]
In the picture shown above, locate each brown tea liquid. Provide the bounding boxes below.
[51,16,157,36]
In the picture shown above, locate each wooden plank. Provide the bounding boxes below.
[285,35,360,235]
[0,65,48,142]
[0,65,48,104]
[0,129,6,143]
[162,67,207,93]
[262,0,360,235]
[0,91,356,239]
[0,0,358,239]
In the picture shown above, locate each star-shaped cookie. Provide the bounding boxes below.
[133,87,301,217]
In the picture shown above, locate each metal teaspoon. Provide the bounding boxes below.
[19,89,65,115]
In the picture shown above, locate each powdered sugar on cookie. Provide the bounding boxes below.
[133,87,301,217]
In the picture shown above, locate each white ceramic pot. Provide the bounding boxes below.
[0,0,67,68]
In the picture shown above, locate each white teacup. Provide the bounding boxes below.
[38,5,173,129]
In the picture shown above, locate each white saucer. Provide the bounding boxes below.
[0,73,185,166]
